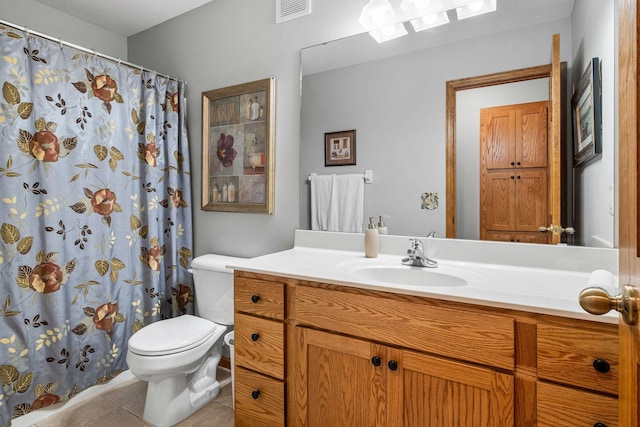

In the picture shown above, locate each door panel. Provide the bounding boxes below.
[617,1,639,425]
[515,170,548,231]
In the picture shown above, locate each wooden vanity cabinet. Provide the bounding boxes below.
[295,327,514,426]
[233,274,287,427]
[233,271,619,427]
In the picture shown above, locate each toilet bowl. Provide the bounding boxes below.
[126,254,244,427]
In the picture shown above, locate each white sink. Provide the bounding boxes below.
[340,258,491,288]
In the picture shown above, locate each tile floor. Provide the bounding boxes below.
[21,369,234,427]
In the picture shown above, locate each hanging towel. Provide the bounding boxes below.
[310,174,337,231]
[311,174,364,233]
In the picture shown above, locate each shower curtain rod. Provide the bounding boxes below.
[0,18,184,85]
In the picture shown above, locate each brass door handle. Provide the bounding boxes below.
[538,225,576,235]
[579,285,639,325]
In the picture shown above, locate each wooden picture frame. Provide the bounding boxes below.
[324,130,356,166]
[572,57,602,167]
[201,78,275,213]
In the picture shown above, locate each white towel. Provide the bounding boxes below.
[311,174,364,233]
[310,174,336,231]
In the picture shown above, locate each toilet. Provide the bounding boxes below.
[126,254,243,427]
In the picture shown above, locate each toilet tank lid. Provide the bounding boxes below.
[191,254,247,273]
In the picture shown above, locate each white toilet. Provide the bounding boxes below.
[126,254,243,427]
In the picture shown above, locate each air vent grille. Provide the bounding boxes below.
[276,0,311,23]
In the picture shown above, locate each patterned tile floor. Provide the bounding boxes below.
[21,368,234,427]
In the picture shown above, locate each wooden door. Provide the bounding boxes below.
[387,349,514,426]
[294,327,387,427]
[618,0,640,425]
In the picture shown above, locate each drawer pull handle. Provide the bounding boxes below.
[251,390,260,399]
[251,333,260,342]
[593,359,610,374]
[371,356,381,367]
[593,423,607,427]
[251,294,260,303]
[387,360,398,371]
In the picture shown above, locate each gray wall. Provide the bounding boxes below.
[128,0,366,258]
[0,0,127,58]
[571,0,616,248]
[300,20,571,238]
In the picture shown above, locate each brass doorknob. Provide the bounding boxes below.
[579,285,638,325]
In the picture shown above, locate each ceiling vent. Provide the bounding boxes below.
[276,0,311,23]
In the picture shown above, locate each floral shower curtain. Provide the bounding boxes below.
[0,25,194,426]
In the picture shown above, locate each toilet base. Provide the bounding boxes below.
[142,376,222,427]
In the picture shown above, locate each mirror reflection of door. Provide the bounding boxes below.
[480,102,551,243]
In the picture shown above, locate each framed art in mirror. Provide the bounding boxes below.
[201,78,275,213]
[325,129,356,166]
[572,57,602,167]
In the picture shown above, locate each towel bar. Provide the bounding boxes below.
[308,170,373,184]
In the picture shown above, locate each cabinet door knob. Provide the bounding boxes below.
[516,161,521,166]
[251,390,260,399]
[387,360,398,371]
[251,333,260,342]
[593,359,611,373]
[593,423,607,427]
[371,356,381,366]
[510,175,515,179]
[510,161,515,166]
[251,294,260,303]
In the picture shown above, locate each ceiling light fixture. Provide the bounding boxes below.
[359,0,408,43]
[456,0,496,20]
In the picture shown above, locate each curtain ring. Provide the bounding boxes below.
[58,37,63,48]
[92,49,97,59]
[24,26,30,36]
[116,58,121,65]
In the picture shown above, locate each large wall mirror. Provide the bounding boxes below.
[299,0,616,248]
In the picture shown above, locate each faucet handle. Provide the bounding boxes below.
[426,231,436,238]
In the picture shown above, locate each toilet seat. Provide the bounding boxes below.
[128,315,221,356]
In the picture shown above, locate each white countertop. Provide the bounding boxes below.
[228,230,619,324]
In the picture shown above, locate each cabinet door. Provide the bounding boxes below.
[514,169,547,231]
[515,103,548,168]
[481,170,516,233]
[481,108,516,170]
[293,327,387,427]
[390,350,514,427]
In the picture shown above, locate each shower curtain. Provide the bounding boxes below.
[0,25,193,426]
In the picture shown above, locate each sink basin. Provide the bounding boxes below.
[352,265,468,287]
[340,259,491,287]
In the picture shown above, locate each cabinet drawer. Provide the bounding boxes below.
[234,312,285,379]
[235,366,285,427]
[235,276,285,320]
[537,323,618,395]
[295,284,515,370]
[537,381,618,427]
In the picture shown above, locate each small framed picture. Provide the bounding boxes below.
[324,130,356,166]
[572,57,602,167]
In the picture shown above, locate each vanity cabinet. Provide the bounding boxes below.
[535,322,619,427]
[233,274,286,427]
[233,271,619,427]
[296,326,513,426]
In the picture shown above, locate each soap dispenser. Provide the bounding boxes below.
[377,215,388,235]
[365,217,379,258]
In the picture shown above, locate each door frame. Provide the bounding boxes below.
[445,63,561,239]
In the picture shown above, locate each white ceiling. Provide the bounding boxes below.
[32,0,216,37]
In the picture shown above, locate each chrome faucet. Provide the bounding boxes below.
[402,238,438,268]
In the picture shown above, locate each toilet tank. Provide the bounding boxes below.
[190,254,245,325]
